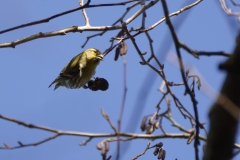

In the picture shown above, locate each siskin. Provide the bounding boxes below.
[49,48,104,90]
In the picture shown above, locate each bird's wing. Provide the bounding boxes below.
[78,51,88,77]
[60,53,83,78]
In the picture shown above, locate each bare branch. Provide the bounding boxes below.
[133,0,203,33]
[101,109,118,133]
[0,114,59,133]
[164,110,191,134]
[159,117,167,135]
[132,142,151,160]
[179,41,231,58]
[80,0,91,26]
[0,0,159,49]
[79,137,93,146]
[220,0,240,17]
[106,155,112,160]
[0,113,210,150]
[0,0,136,34]
[0,134,59,149]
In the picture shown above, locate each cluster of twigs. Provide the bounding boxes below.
[0,0,238,160]
[220,0,240,18]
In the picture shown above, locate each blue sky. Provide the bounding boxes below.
[0,0,239,159]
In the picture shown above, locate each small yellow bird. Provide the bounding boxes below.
[49,48,104,90]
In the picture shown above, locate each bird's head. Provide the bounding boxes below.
[86,48,104,62]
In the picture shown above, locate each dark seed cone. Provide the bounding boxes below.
[87,78,109,91]
[95,78,109,91]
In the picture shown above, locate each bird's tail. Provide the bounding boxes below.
[48,80,56,88]
[53,83,61,90]
[49,77,62,90]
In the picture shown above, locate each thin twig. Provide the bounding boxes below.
[80,0,90,26]
[117,55,128,160]
[133,0,203,33]
[132,143,151,160]
[122,25,162,75]
[103,39,124,57]
[159,117,167,135]
[106,155,112,160]
[101,109,118,133]
[179,41,231,58]
[79,137,93,146]
[220,0,240,17]
[1,134,59,149]
[164,110,190,134]
[81,1,141,47]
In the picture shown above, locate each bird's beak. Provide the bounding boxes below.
[97,54,104,60]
